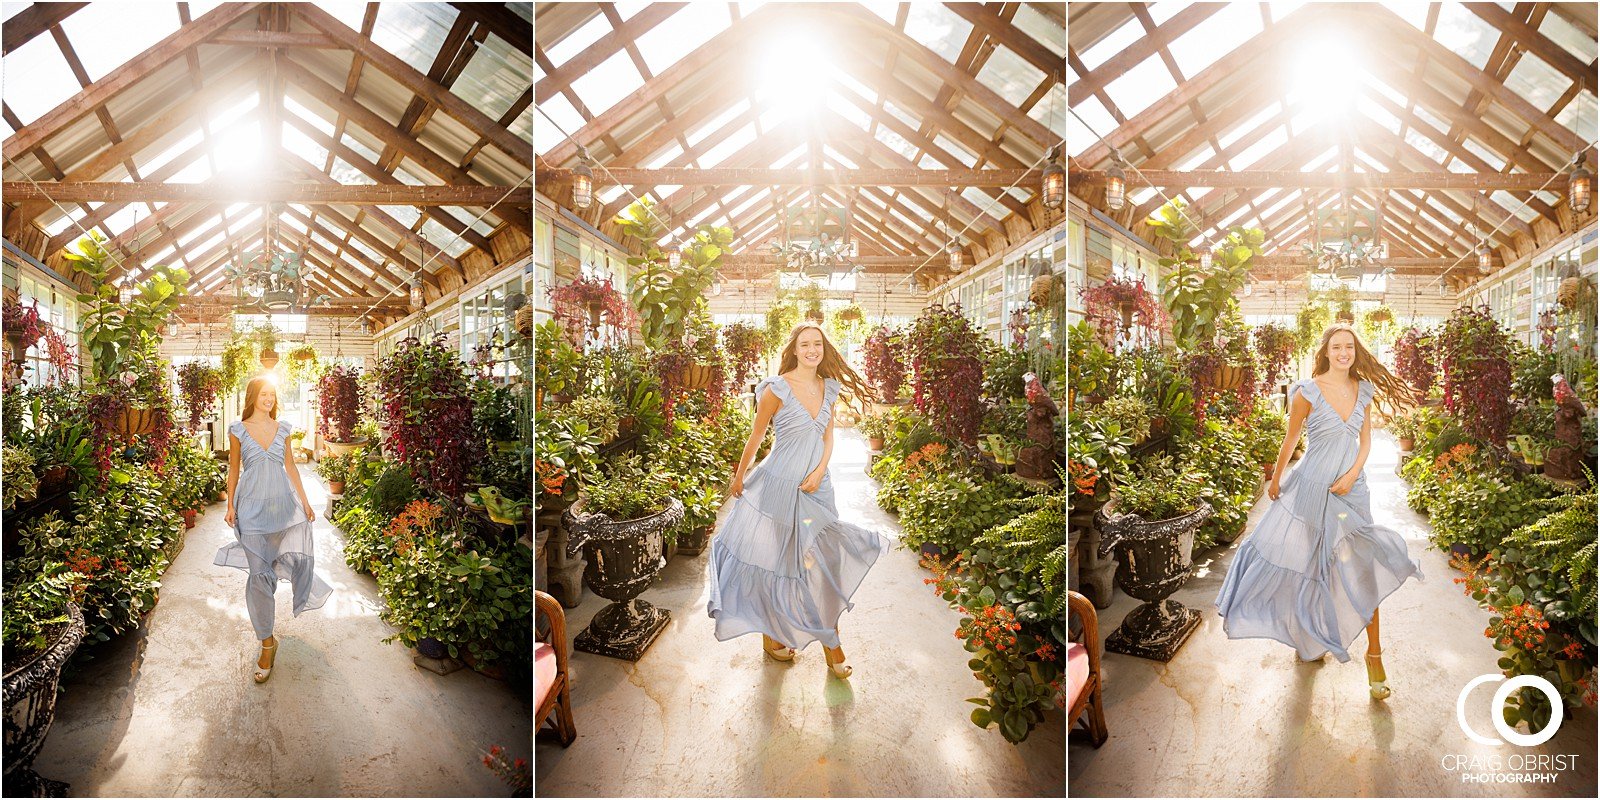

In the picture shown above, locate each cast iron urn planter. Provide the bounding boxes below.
[3,602,85,797]
[1095,498,1213,662]
[563,496,684,661]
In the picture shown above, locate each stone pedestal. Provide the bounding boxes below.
[545,522,586,609]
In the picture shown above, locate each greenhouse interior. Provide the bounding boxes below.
[1066,2,1598,798]
[533,1,1068,797]
[1,2,533,797]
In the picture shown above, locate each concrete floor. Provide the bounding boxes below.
[32,463,531,797]
[536,428,1066,798]
[1069,433,1598,798]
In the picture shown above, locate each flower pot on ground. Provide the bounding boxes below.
[561,456,681,661]
[2,602,85,797]
[1094,456,1213,662]
[416,636,448,659]
[181,509,197,529]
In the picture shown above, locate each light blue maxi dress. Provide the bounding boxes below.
[214,419,333,640]
[1213,378,1423,662]
[707,376,892,650]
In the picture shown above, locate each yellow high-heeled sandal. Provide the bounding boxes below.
[823,644,852,679]
[1366,652,1390,700]
[253,638,278,684]
[762,634,795,662]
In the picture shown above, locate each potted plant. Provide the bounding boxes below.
[721,323,766,394]
[1390,412,1417,452]
[1,588,85,797]
[317,364,366,456]
[547,271,632,344]
[1095,455,1213,661]
[858,412,891,451]
[1252,323,1298,393]
[2,297,44,380]
[1078,274,1165,343]
[316,451,351,495]
[906,304,986,445]
[249,324,281,369]
[372,335,485,499]
[554,395,620,443]
[1394,326,1437,399]
[562,455,682,660]
[284,343,319,384]
[1437,305,1515,443]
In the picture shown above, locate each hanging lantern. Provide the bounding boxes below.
[1042,151,1065,210]
[847,239,859,259]
[1242,282,1253,297]
[571,158,594,210]
[1570,162,1592,213]
[667,246,681,269]
[1477,242,1493,273]
[1104,155,1127,211]
[1199,249,1212,270]
[947,241,963,272]
[361,318,373,335]
[409,276,424,311]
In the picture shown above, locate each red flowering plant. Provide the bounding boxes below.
[1077,275,1167,347]
[547,271,633,345]
[316,364,365,443]
[721,322,765,394]
[862,325,907,402]
[383,499,447,558]
[1252,323,1297,394]
[923,489,1066,743]
[907,304,985,445]
[1438,305,1515,443]
[2,297,45,352]
[1394,326,1437,397]
[481,744,530,795]
[372,335,485,500]
[176,362,224,432]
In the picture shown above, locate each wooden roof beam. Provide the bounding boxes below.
[3,2,257,157]
[2,2,88,55]
[449,1,532,56]
[283,205,412,290]
[4,181,530,205]
[535,3,681,103]
[1463,3,1596,94]
[1070,169,1569,190]
[942,2,1063,84]
[1068,3,1222,105]
[291,2,531,169]
[548,166,1048,188]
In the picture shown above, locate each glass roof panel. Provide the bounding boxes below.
[1460,137,1505,170]
[0,23,84,125]
[384,206,422,229]
[613,1,652,23]
[902,4,971,66]
[1358,95,1402,135]
[1231,128,1286,170]
[829,92,874,129]
[1378,1,1429,30]
[451,34,531,128]
[394,164,426,186]
[1174,145,1216,171]
[976,45,1046,109]
[873,126,919,162]
[687,100,750,148]
[420,217,471,258]
[698,124,755,168]
[825,146,858,169]
[1169,2,1262,79]
[168,155,213,184]
[570,49,638,119]
[371,3,458,77]
[1078,16,1142,72]
[330,157,373,186]
[1432,3,1498,71]
[534,94,584,154]
[283,125,331,170]
[141,130,206,176]
[1493,190,1540,223]
[1130,187,1159,206]
[1539,11,1597,62]
[1403,128,1449,165]
[933,134,976,167]
[1014,4,1065,57]
[1067,96,1116,158]
[1555,90,1596,139]
[284,95,335,136]
[644,143,684,170]
[880,99,919,130]
[57,2,180,83]
[305,1,369,33]
[1028,83,1065,132]
[1218,102,1281,151]
[635,2,729,75]
[1301,145,1338,171]
[1104,52,1176,118]
[1503,53,1571,113]
[545,10,612,65]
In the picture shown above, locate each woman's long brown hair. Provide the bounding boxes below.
[242,376,278,421]
[1311,323,1415,419]
[777,322,874,411]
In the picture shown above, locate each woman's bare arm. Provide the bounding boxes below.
[225,431,240,522]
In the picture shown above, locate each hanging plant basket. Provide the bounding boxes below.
[1368,308,1393,324]
[259,349,280,369]
[1335,309,1355,323]
[678,363,717,391]
[1030,273,1064,307]
[1558,277,1582,308]
[838,306,863,323]
[114,405,159,439]
[1211,364,1246,392]
[516,305,533,338]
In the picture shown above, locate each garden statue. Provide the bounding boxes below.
[1017,372,1060,480]
[1544,374,1589,481]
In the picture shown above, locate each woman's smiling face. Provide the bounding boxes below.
[796,328,825,367]
[256,384,276,414]
[1327,330,1356,370]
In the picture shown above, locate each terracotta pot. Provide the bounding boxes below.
[328,480,345,495]
[1399,437,1414,452]
[181,509,197,529]
[259,349,280,369]
[868,436,885,450]
[324,438,367,457]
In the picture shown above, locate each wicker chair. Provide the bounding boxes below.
[535,590,576,746]
[1068,589,1107,746]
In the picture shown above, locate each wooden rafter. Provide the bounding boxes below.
[1068,169,1572,190]
[2,2,88,55]
[535,3,682,104]
[1068,3,1221,106]
[1463,3,1596,95]
[4,181,533,205]
[547,167,1049,188]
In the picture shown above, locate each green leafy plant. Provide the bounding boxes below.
[65,232,189,385]
[1150,198,1261,349]
[1091,396,1152,444]
[1111,454,1206,521]
[580,454,671,521]
[556,395,621,443]
[4,444,40,510]
[615,196,730,349]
